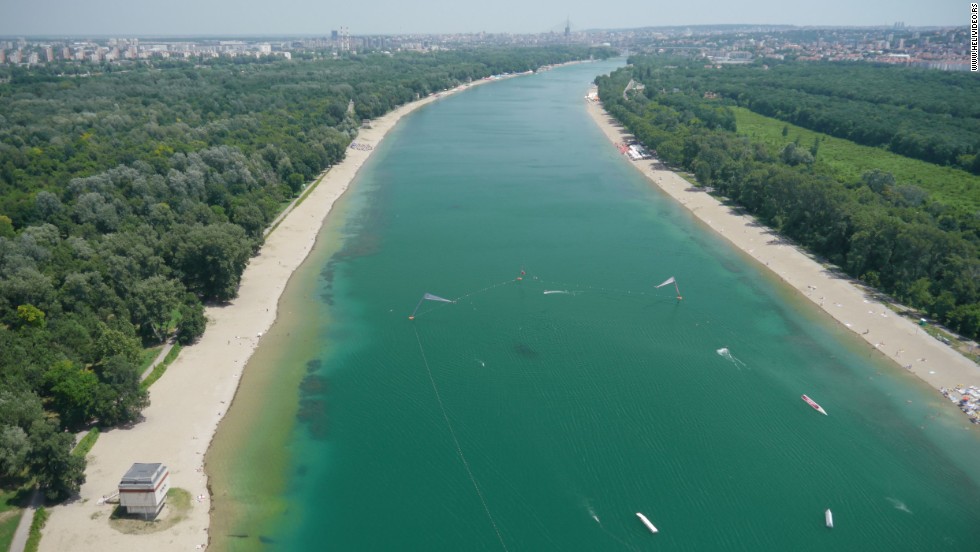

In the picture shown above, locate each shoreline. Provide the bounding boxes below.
[584,92,980,407]
[36,76,505,552]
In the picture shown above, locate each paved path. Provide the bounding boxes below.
[263,168,331,238]
[140,339,176,382]
[8,488,41,552]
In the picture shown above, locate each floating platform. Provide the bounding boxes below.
[636,512,658,534]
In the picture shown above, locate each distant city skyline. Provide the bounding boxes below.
[1,0,967,37]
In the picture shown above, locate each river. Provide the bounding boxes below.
[207,59,980,552]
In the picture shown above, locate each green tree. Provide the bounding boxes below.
[230,202,268,240]
[176,299,207,345]
[93,355,149,426]
[780,142,814,166]
[172,223,253,302]
[0,391,44,479]
[861,169,895,194]
[946,304,980,337]
[0,215,13,238]
[27,418,85,500]
[129,276,181,343]
[286,173,306,194]
[43,360,100,429]
[905,278,934,310]
[0,425,31,478]
[16,304,46,328]
[93,325,142,367]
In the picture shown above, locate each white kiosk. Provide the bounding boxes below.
[118,463,170,519]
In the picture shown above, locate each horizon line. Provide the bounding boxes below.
[0,22,967,40]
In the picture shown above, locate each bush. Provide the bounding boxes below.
[25,506,48,552]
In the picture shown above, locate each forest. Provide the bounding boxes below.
[624,60,980,173]
[596,56,980,343]
[0,45,613,501]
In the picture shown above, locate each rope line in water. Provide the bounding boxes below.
[412,278,518,319]
[413,324,509,552]
[409,272,748,350]
[413,275,679,320]
[534,278,663,298]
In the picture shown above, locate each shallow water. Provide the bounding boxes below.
[209,59,980,552]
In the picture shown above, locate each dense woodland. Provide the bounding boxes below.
[596,56,980,341]
[0,45,613,500]
[632,60,980,173]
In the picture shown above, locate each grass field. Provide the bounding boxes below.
[138,345,164,374]
[0,488,26,551]
[0,511,23,551]
[732,107,980,213]
[140,343,182,391]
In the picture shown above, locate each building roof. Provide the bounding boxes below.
[119,463,168,490]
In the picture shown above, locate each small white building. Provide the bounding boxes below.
[119,463,170,519]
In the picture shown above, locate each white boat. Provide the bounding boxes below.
[825,509,834,528]
[636,512,658,534]
[802,394,828,415]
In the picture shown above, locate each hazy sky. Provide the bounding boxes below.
[1,0,967,37]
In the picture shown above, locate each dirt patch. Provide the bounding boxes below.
[0,509,21,523]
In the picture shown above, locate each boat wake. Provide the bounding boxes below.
[716,347,747,369]
[886,497,913,514]
[580,502,644,552]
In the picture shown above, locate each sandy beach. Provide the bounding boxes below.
[37,79,497,552]
[584,93,980,400]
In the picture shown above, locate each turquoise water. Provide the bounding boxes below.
[227,61,980,551]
